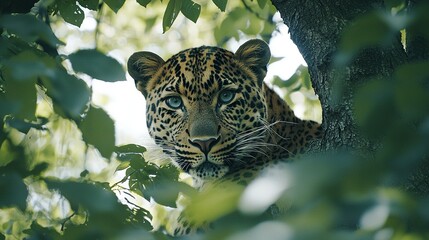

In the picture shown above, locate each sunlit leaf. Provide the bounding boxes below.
[79,106,115,159]
[144,16,158,33]
[103,0,125,13]
[213,0,227,11]
[68,49,126,82]
[144,180,195,207]
[115,161,130,171]
[125,154,187,208]
[260,20,276,40]
[163,0,182,33]
[215,8,247,42]
[242,15,262,35]
[0,140,14,167]
[57,1,85,27]
[0,14,62,46]
[181,0,201,23]
[272,65,309,91]
[185,183,243,223]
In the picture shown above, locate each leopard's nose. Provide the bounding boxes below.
[189,136,220,155]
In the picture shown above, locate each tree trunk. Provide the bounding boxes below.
[403,0,429,194]
[271,0,407,151]
[271,0,429,193]
[407,0,429,62]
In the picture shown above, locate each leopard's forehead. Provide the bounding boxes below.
[152,46,251,101]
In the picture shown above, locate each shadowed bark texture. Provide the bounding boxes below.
[271,0,428,193]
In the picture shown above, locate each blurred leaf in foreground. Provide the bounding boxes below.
[69,49,126,82]
[79,105,115,159]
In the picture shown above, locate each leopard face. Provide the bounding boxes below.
[128,40,271,181]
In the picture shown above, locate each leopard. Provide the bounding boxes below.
[127,39,321,235]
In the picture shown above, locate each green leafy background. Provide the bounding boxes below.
[1,0,428,239]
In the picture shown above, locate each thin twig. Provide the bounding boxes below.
[61,212,76,231]
[94,2,104,49]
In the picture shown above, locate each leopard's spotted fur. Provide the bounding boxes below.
[128,39,321,235]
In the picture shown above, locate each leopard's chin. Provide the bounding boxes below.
[189,161,229,181]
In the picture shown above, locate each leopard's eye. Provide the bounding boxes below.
[219,90,235,104]
[165,96,183,109]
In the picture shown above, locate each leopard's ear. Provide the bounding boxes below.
[127,51,165,96]
[235,39,271,84]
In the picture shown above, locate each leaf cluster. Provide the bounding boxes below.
[2,0,428,240]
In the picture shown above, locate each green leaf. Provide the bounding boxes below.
[384,0,406,9]
[3,51,55,81]
[0,97,18,119]
[6,117,47,134]
[181,0,201,23]
[115,144,147,154]
[0,140,15,167]
[115,144,146,165]
[57,1,85,27]
[354,78,395,138]
[272,65,309,90]
[2,68,37,120]
[0,0,36,14]
[41,70,90,120]
[144,16,158,33]
[79,106,115,159]
[0,172,28,211]
[273,75,297,88]
[394,62,429,120]
[213,0,227,11]
[163,0,182,33]
[144,180,195,208]
[0,14,62,46]
[103,0,125,13]
[46,180,122,212]
[338,11,392,63]
[77,0,99,10]
[116,161,130,171]
[137,0,152,7]
[23,222,62,240]
[257,0,267,8]
[242,15,262,35]
[68,49,126,81]
[215,8,247,42]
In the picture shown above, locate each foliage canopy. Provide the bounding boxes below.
[1,0,429,239]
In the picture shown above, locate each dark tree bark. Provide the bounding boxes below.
[271,0,429,193]
[404,0,429,194]
[407,0,429,62]
[271,0,407,151]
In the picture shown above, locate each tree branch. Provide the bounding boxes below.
[271,0,407,151]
